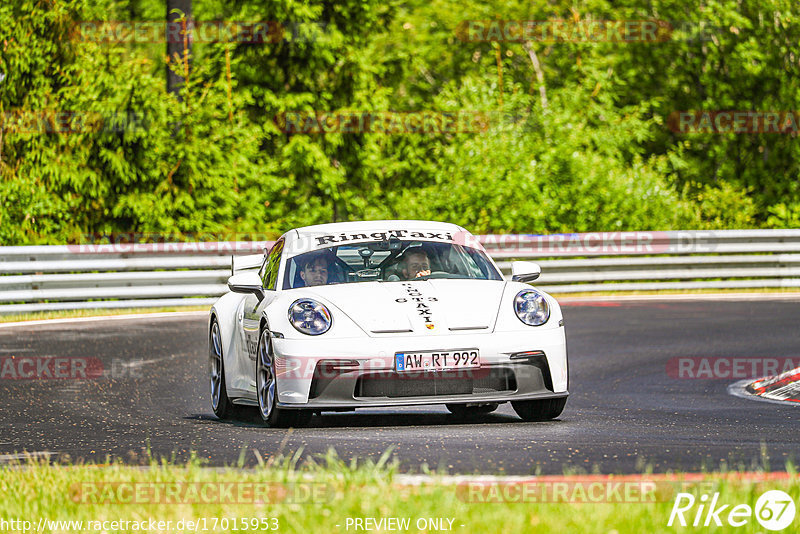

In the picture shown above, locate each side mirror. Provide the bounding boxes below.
[511,261,541,283]
[228,271,266,301]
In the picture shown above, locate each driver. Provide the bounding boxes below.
[400,248,431,280]
[299,254,329,286]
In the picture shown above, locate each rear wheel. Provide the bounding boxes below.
[446,403,499,417]
[210,319,248,419]
[511,397,567,421]
[256,328,312,428]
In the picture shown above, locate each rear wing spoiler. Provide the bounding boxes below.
[231,253,264,275]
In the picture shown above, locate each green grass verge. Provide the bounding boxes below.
[0,306,209,323]
[1,453,798,533]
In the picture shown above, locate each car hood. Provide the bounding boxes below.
[305,279,506,336]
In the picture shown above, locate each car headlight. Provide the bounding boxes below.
[513,290,550,326]
[288,299,332,335]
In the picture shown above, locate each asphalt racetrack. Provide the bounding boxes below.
[2,298,799,474]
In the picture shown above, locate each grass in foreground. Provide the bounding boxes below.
[1,453,798,533]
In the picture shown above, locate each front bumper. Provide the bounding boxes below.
[271,326,568,409]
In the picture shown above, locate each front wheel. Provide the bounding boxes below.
[256,328,312,428]
[511,397,567,421]
[210,319,248,420]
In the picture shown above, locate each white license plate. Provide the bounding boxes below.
[395,350,480,372]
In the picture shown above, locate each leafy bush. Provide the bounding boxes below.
[0,0,796,245]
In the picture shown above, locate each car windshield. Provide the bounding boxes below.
[282,240,502,289]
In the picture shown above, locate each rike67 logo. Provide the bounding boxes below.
[668,490,796,530]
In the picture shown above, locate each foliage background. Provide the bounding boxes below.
[0,0,798,244]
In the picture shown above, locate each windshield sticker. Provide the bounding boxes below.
[314,230,454,246]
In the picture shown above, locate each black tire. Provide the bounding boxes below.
[511,397,567,421]
[210,319,249,420]
[446,403,499,417]
[256,328,312,428]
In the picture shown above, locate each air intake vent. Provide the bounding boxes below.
[354,368,516,398]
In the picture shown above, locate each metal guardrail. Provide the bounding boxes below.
[1,230,799,314]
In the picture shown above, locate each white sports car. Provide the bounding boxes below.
[209,220,568,427]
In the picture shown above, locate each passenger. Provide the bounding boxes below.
[299,255,329,286]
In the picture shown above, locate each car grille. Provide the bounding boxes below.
[354,368,517,398]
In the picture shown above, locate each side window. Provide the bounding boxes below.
[261,239,284,290]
